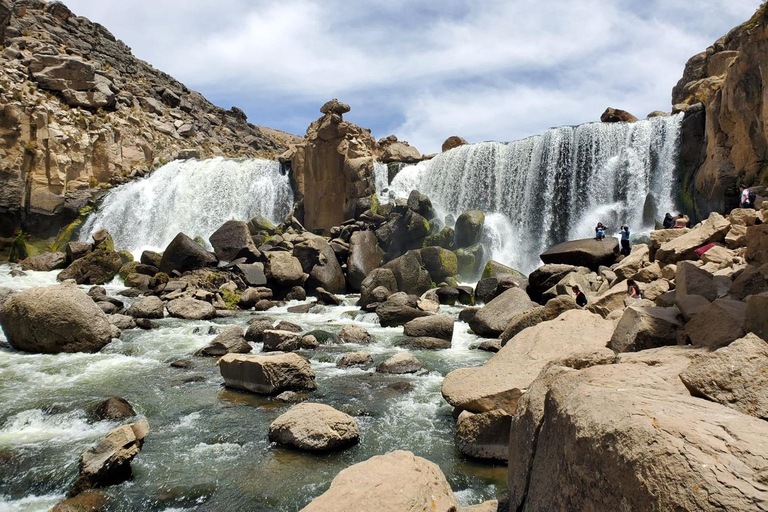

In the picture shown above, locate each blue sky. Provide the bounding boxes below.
[63,0,763,153]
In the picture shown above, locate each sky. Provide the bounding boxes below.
[61,0,763,154]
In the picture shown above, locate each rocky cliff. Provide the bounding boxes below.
[675,4,768,218]
[0,0,286,238]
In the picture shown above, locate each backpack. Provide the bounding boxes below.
[748,190,757,205]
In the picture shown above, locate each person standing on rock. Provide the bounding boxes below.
[620,225,631,256]
[571,285,588,307]
[740,184,752,209]
[595,222,606,241]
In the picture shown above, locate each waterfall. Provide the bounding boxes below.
[80,157,293,256]
[384,114,683,274]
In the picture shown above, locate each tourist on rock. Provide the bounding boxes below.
[626,279,642,299]
[673,214,689,228]
[620,225,631,256]
[662,212,675,229]
[571,285,588,307]
[595,222,606,240]
[740,184,751,208]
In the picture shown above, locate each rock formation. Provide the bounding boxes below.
[0,0,285,237]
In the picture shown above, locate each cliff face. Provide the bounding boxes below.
[0,0,286,237]
[674,5,768,217]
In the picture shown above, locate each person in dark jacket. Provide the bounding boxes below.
[572,285,588,307]
[620,225,631,256]
[663,213,675,229]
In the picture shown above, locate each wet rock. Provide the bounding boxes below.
[285,286,307,301]
[57,248,123,285]
[395,336,451,350]
[305,329,342,344]
[126,296,164,319]
[609,306,683,353]
[287,303,314,313]
[337,351,373,367]
[20,251,67,271]
[166,298,216,320]
[384,251,431,296]
[407,190,436,220]
[456,409,511,461]
[376,293,430,327]
[52,491,109,512]
[315,287,342,305]
[140,251,163,268]
[66,242,93,265]
[268,403,359,452]
[108,314,136,330]
[468,287,537,338]
[454,211,485,248]
[219,353,317,394]
[294,236,347,294]
[301,450,458,512]
[195,326,250,356]
[244,318,275,343]
[376,352,424,374]
[70,419,149,496]
[0,284,116,354]
[238,287,273,308]
[477,339,502,353]
[421,246,458,282]
[600,107,638,123]
[434,286,460,305]
[158,233,217,274]
[275,391,306,403]
[338,324,375,344]
[458,307,480,324]
[170,360,192,369]
[134,318,158,330]
[263,330,317,352]
[93,397,136,421]
[275,320,302,332]
[97,302,119,315]
[540,237,619,271]
[403,315,454,341]
[358,268,397,308]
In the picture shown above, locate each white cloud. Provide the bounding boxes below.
[62,0,763,153]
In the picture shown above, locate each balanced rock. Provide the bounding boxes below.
[219,353,316,394]
[301,450,458,512]
[468,287,536,338]
[268,403,359,452]
[166,298,216,320]
[195,326,250,356]
[126,296,164,319]
[0,284,115,354]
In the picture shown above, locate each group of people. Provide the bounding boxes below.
[594,222,632,256]
[571,278,642,309]
[662,212,690,229]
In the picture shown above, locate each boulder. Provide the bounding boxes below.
[165,298,216,320]
[66,242,93,264]
[726,224,748,249]
[346,231,384,290]
[746,224,768,265]
[403,315,454,341]
[420,246,458,282]
[195,326,250,356]
[376,294,430,327]
[442,310,614,414]
[376,352,424,374]
[70,419,149,496]
[499,295,579,346]
[685,299,747,349]
[57,249,123,285]
[233,263,267,287]
[609,306,683,353]
[613,244,649,280]
[238,287,273,308]
[0,284,115,354]
[746,292,768,341]
[468,287,537,337]
[52,491,108,512]
[140,251,163,268]
[395,336,451,349]
[680,334,768,419]
[262,330,318,352]
[93,398,136,421]
[301,451,458,512]
[481,260,526,280]
[508,362,768,512]
[244,318,275,343]
[219,353,316,394]
[108,314,136,331]
[358,268,397,308]
[294,237,346,294]
[675,294,711,321]
[442,136,468,152]
[384,251,431,296]
[454,243,485,279]
[338,324,375,344]
[265,252,305,288]
[655,212,731,264]
[600,107,638,123]
[315,287,342,306]
[454,211,485,248]
[455,410,511,461]
[527,264,579,303]
[337,351,373,367]
[208,220,257,262]
[268,403,359,452]
[729,263,768,300]
[729,208,759,227]
[540,238,619,271]
[650,228,690,260]
[126,296,164,319]
[158,233,217,274]
[407,190,436,220]
[630,261,662,283]
[381,142,421,163]
[20,251,67,271]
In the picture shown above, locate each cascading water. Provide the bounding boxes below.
[80,157,293,256]
[383,114,683,274]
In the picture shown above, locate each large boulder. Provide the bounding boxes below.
[420,246,458,282]
[468,287,537,338]
[208,220,257,262]
[527,264,578,303]
[746,292,768,341]
[442,310,614,414]
[455,410,511,462]
[746,224,768,265]
[680,334,768,419]
[650,228,690,260]
[655,212,731,264]
[265,252,306,288]
[268,403,359,452]
[613,245,649,280]
[219,353,317,394]
[685,298,746,349]
[600,107,639,123]
[126,296,164,319]
[676,261,717,301]
[406,190,436,220]
[0,284,115,354]
[262,330,318,352]
[381,142,421,163]
[301,451,458,512]
[358,268,398,308]
[729,263,768,300]
[166,298,216,320]
[508,362,768,512]
[540,238,619,271]
[609,306,684,353]
[376,352,424,374]
[70,419,149,496]
[454,211,485,248]
[338,324,375,344]
[455,243,485,279]
[195,326,250,356]
[376,293,430,327]
[384,251,432,296]
[158,233,217,274]
[293,236,346,294]
[346,231,384,290]
[57,248,123,285]
[403,315,454,341]
[20,251,67,271]
[499,295,579,346]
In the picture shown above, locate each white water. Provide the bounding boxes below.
[384,115,683,273]
[80,158,293,256]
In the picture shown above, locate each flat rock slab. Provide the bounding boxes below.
[269,403,359,452]
[540,237,619,271]
[219,353,316,394]
[301,450,458,512]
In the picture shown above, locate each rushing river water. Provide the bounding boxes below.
[0,266,504,511]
